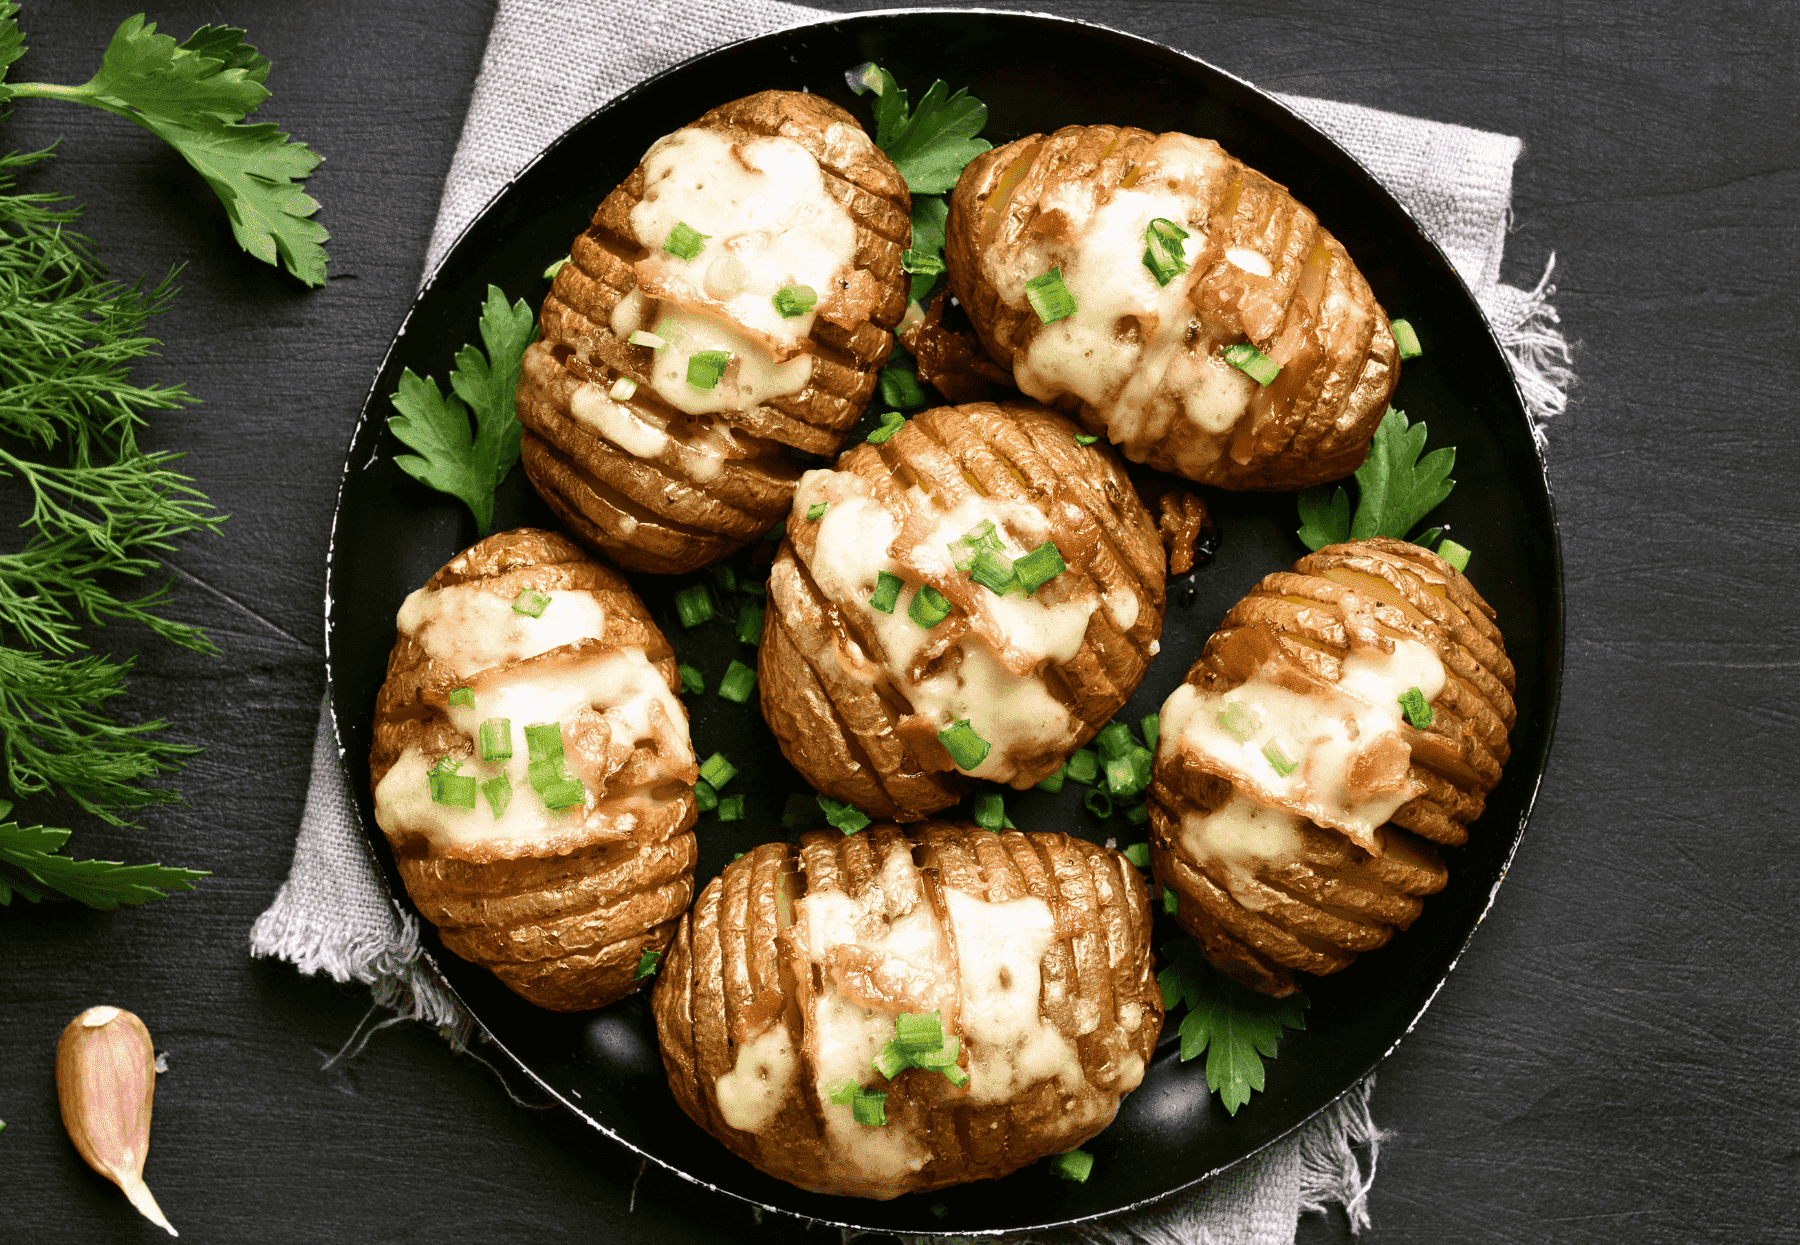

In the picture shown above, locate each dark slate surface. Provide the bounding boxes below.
[0,1,1793,1242]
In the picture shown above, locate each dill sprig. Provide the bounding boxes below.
[0,143,214,906]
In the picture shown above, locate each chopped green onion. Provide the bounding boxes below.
[948,520,1004,572]
[806,502,829,521]
[873,1042,909,1080]
[718,794,746,821]
[1096,722,1134,761]
[1125,802,1149,826]
[512,588,551,618]
[1141,715,1161,750]
[1074,433,1098,446]
[1036,763,1067,794]
[1398,687,1434,730]
[1391,317,1423,359]
[478,718,512,761]
[880,367,928,410]
[679,664,704,694]
[1014,542,1066,595]
[865,410,906,444]
[1125,747,1154,795]
[968,547,1020,596]
[972,791,1011,831]
[713,560,739,594]
[901,249,945,276]
[908,584,952,628]
[628,329,668,350]
[447,686,475,708]
[430,769,478,809]
[662,221,709,261]
[1084,787,1114,819]
[1438,538,1472,573]
[694,779,719,812]
[772,284,817,318]
[938,720,991,771]
[868,571,904,614]
[1065,749,1099,786]
[524,723,564,763]
[736,603,765,645]
[634,949,662,980]
[1163,886,1179,915]
[1223,342,1281,386]
[826,1077,858,1104]
[1052,1149,1094,1183]
[1123,842,1150,868]
[428,754,460,777]
[1262,738,1300,777]
[1142,217,1191,286]
[1217,701,1263,742]
[895,1010,944,1053]
[674,585,714,628]
[913,1033,962,1069]
[817,794,871,835]
[846,61,884,95]
[608,375,638,401]
[851,1090,888,1127]
[1025,267,1077,323]
[541,777,586,810]
[480,774,512,819]
[1104,754,1137,795]
[718,659,757,703]
[699,752,737,790]
[686,349,731,390]
[543,255,569,280]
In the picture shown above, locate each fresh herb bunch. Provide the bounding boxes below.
[1297,406,1457,554]
[0,145,214,907]
[1158,937,1309,1114]
[0,4,328,285]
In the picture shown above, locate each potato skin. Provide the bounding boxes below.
[517,90,912,573]
[369,529,698,1011]
[759,400,1167,821]
[1150,538,1514,995]
[947,125,1398,491]
[652,822,1161,1199]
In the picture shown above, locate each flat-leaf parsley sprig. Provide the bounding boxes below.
[1158,937,1308,1115]
[1297,406,1463,565]
[0,4,329,285]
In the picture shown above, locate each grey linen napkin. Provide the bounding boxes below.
[252,3,1574,1239]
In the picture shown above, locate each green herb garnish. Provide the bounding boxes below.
[478,718,512,761]
[1142,217,1190,286]
[1222,342,1280,385]
[686,349,731,390]
[817,794,871,835]
[1158,937,1308,1114]
[873,1011,968,1088]
[971,791,1013,831]
[447,686,475,708]
[1217,701,1262,742]
[1398,687,1434,729]
[868,571,904,614]
[1083,788,1113,818]
[1013,542,1066,595]
[1036,763,1067,794]
[1123,841,1150,868]
[679,665,704,694]
[662,221,708,261]
[718,659,757,704]
[674,585,714,628]
[1074,433,1099,446]
[511,587,550,618]
[524,723,564,763]
[480,774,512,819]
[806,502,829,521]
[1261,739,1299,777]
[1391,317,1423,359]
[1296,407,1456,551]
[854,64,992,195]
[1437,538,1472,572]
[1163,886,1179,915]
[865,410,906,444]
[1052,1149,1094,1183]
[879,366,929,411]
[903,196,950,302]
[634,949,662,980]
[772,284,816,317]
[968,547,1019,596]
[1141,714,1160,750]
[1025,268,1077,323]
[908,584,951,628]
[735,603,764,645]
[1065,749,1099,786]
[694,779,718,812]
[699,752,737,790]
[717,794,745,821]
[938,720,990,771]
[429,765,478,810]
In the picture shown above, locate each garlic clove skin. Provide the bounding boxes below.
[56,1006,177,1237]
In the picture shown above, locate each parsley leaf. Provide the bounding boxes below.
[0,821,205,909]
[1158,938,1308,1114]
[1296,407,1456,550]
[873,74,992,195]
[387,285,536,534]
[904,196,949,303]
[0,10,329,284]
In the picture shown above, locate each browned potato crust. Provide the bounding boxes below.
[370,529,698,1011]
[652,823,1161,1199]
[947,125,1398,491]
[1150,538,1514,995]
[759,400,1166,821]
[516,91,912,573]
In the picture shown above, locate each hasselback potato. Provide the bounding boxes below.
[1149,538,1516,995]
[652,822,1161,1198]
[515,90,912,573]
[946,124,1399,490]
[370,529,699,1010]
[759,400,1166,821]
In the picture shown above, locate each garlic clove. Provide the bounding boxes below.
[56,1006,177,1236]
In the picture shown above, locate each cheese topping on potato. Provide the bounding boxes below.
[1177,794,1307,911]
[395,583,606,678]
[714,1022,799,1135]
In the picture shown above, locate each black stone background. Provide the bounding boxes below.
[0,1,1793,1241]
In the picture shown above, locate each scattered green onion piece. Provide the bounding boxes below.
[1036,764,1067,794]
[1125,802,1149,826]
[694,779,719,813]
[714,561,740,593]
[1074,433,1098,445]
[511,587,551,618]
[873,1042,909,1080]
[736,603,765,644]
[1084,787,1114,819]
[865,409,906,444]
[429,754,462,778]
[908,584,951,628]
[1096,723,1134,761]
[936,1059,970,1089]
[717,795,746,822]
[817,794,871,836]
[1124,842,1150,868]
[969,547,1020,596]
[806,502,829,521]
[895,1010,944,1053]
[480,774,512,819]
[1223,342,1281,386]
[851,1090,888,1127]
[846,61,884,95]
[718,659,757,703]
[1262,738,1300,777]
[1065,749,1099,786]
[430,770,479,810]
[772,284,817,317]
[1104,754,1137,795]
[634,949,662,980]
[608,375,638,401]
[628,329,668,350]
[699,752,737,791]
[826,1077,858,1105]
[880,367,928,410]
[1398,687,1435,730]
[543,255,570,279]
[901,248,945,276]
[868,571,904,615]
[1415,526,1444,550]
[1025,267,1077,323]
[1163,886,1179,915]
[1014,542,1067,595]
[972,791,1009,831]
[1141,714,1161,750]
[731,851,745,861]
[1391,317,1423,359]
[679,664,705,694]
[1053,1149,1094,1184]
[478,718,512,761]
[1217,701,1263,742]
[662,221,709,261]
[1129,746,1154,793]
[447,686,475,708]
[1142,217,1191,286]
[948,520,1004,572]
[674,585,715,628]
[524,723,564,763]
[1437,538,1472,573]
[526,757,563,793]
[541,777,586,810]
[686,349,731,390]
[783,793,818,833]
[938,720,991,771]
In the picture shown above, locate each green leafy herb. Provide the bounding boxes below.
[0,9,329,283]
[1296,408,1456,551]
[718,659,757,704]
[539,776,585,811]
[971,791,1014,831]
[879,366,929,411]
[968,547,1019,596]
[873,1011,968,1088]
[478,719,512,762]
[429,765,478,809]
[524,723,564,763]
[387,284,536,535]
[772,284,816,317]
[662,221,708,261]
[806,502,829,521]
[1140,714,1160,751]
[856,64,991,195]
[903,195,950,302]
[1222,342,1280,385]
[1074,433,1099,446]
[447,686,475,708]
[1065,749,1099,786]
[694,779,718,812]
[1025,268,1077,323]
[1391,317,1422,359]
[817,794,871,836]
[1052,1149,1094,1183]
[634,949,662,980]
[543,255,569,280]
[479,774,511,819]
[1158,938,1308,1114]
[948,520,1004,573]
[1036,763,1066,794]
[865,410,906,444]
[1014,542,1066,595]
[0,822,203,909]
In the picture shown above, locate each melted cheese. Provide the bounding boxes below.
[396,584,605,679]
[715,1022,797,1134]
[640,306,814,417]
[1178,794,1306,911]
[568,382,670,459]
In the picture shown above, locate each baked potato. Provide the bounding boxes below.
[946,124,1399,490]
[652,822,1160,1199]
[515,90,912,573]
[759,400,1167,821]
[1149,538,1516,995]
[369,529,699,1010]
